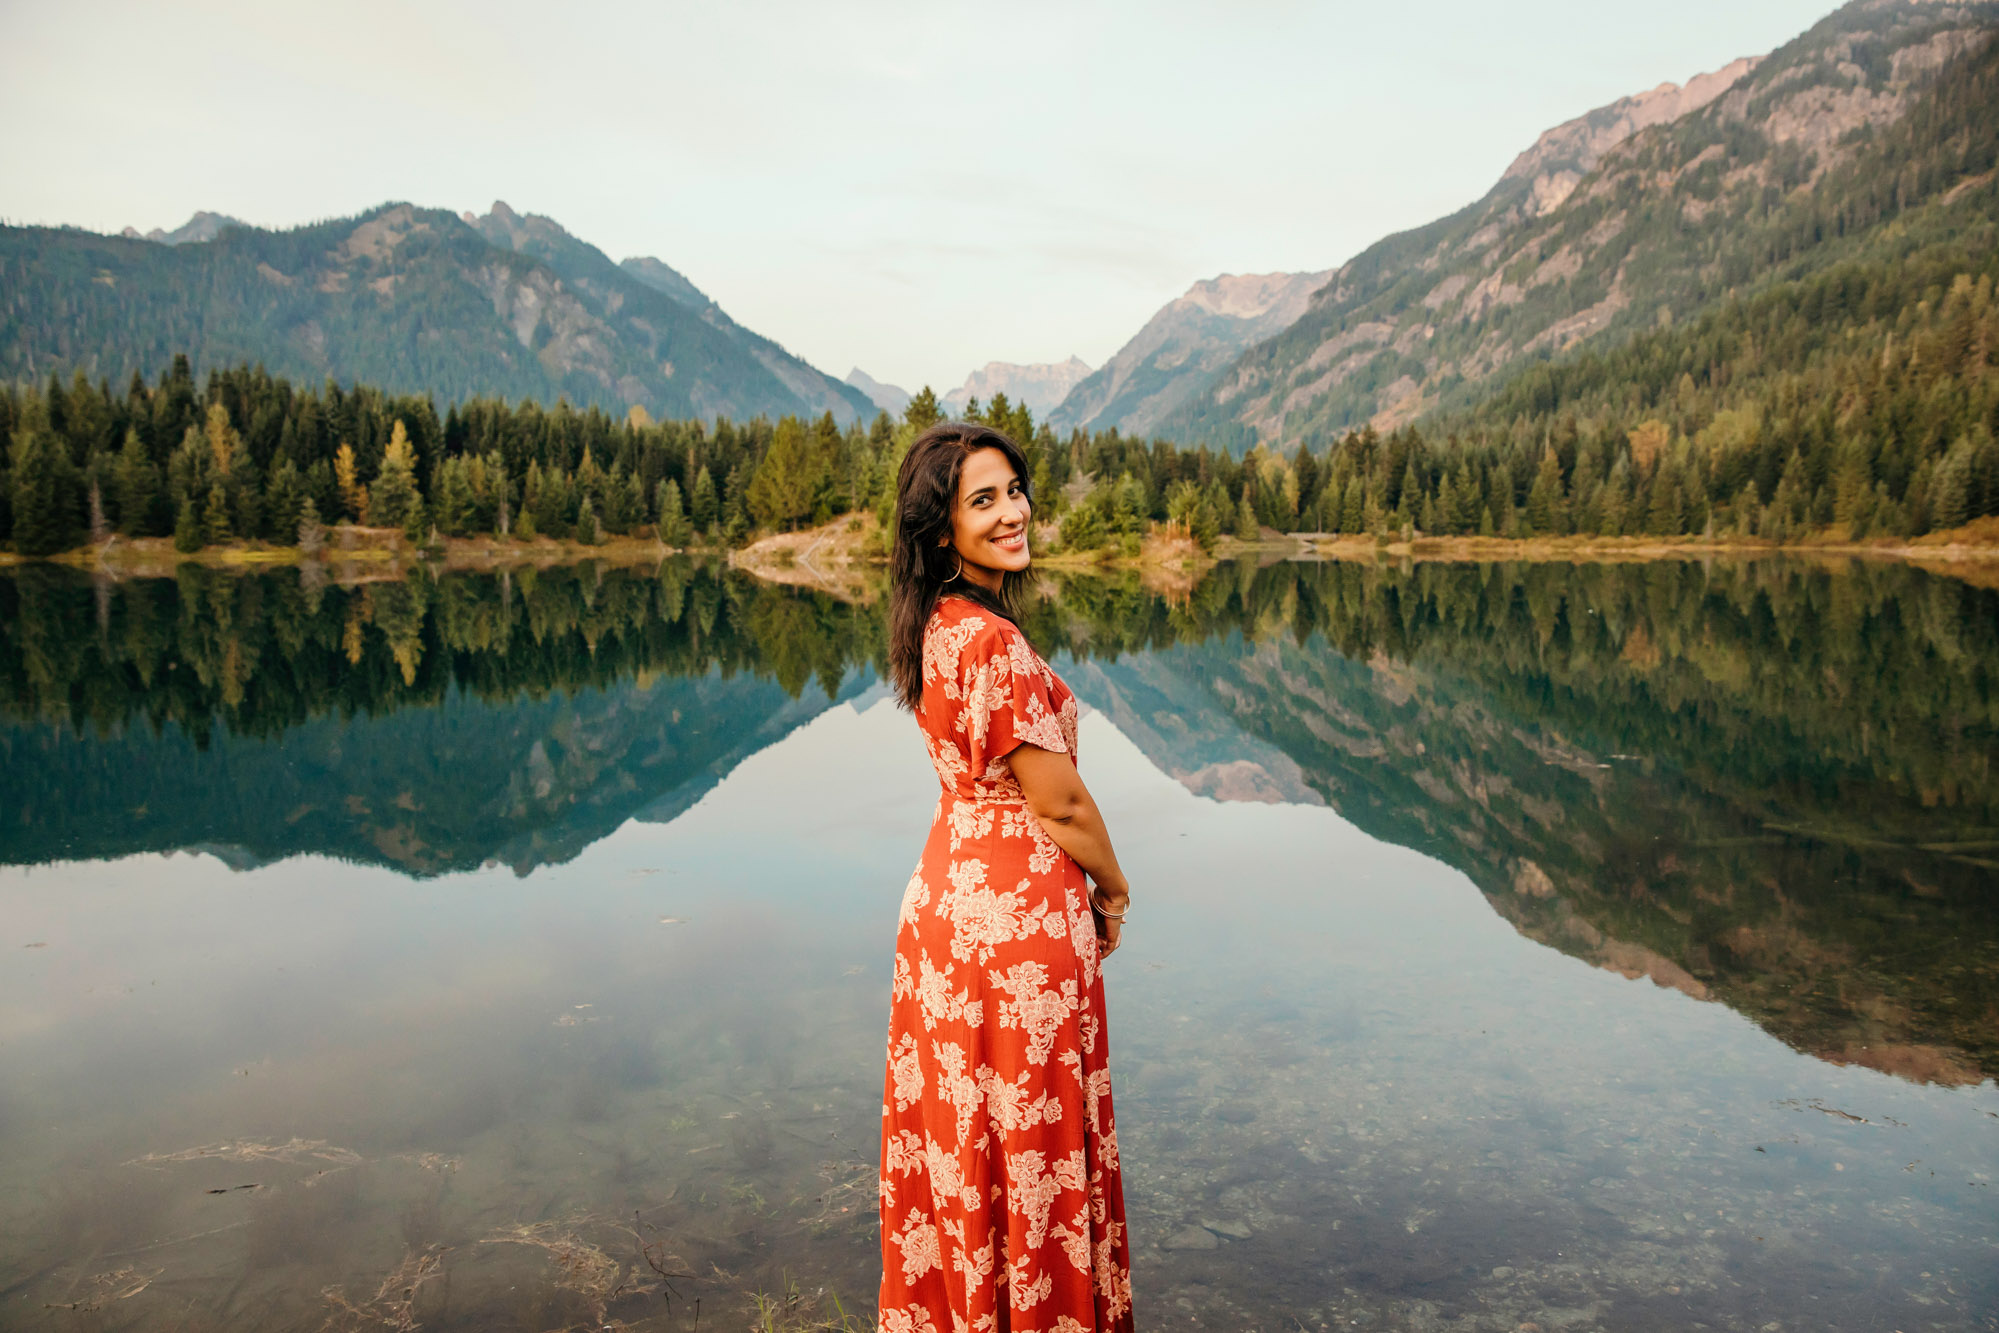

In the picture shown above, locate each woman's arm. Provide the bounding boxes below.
[1009,742,1129,958]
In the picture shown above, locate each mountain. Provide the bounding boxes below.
[121,210,249,245]
[844,367,911,415]
[448,200,875,425]
[1,200,876,425]
[1048,270,1331,437]
[616,254,711,309]
[941,356,1092,417]
[1167,0,1999,452]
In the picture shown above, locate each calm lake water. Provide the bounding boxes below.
[1,557,1995,1332]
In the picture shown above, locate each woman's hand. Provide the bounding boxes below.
[1093,903,1122,960]
[1012,743,1132,963]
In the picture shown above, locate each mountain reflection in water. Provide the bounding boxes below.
[5,558,1992,1082]
[1,556,1994,1330]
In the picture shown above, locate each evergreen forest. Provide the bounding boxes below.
[4,239,1996,566]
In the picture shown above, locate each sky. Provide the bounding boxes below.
[1,0,1839,396]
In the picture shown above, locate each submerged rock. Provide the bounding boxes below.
[1161,1225,1221,1251]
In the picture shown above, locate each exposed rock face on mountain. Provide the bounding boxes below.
[1168,0,1999,452]
[942,356,1093,417]
[1497,57,1762,219]
[1049,270,1331,436]
[122,210,249,245]
[3,200,874,425]
[844,367,911,415]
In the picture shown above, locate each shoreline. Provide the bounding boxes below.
[5,520,1996,591]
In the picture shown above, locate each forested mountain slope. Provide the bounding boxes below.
[0,201,874,425]
[1168,0,1999,453]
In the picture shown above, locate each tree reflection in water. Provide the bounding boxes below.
[1,555,1993,1081]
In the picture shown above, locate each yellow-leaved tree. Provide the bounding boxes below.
[205,403,238,476]
[334,442,367,523]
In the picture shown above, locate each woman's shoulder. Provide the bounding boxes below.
[922,597,1032,683]
[932,595,1032,645]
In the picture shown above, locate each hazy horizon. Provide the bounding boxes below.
[2,0,1836,395]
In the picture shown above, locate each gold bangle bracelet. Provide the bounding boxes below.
[1090,893,1130,920]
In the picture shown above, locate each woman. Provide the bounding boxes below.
[879,421,1135,1332]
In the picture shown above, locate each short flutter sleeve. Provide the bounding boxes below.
[919,605,1074,801]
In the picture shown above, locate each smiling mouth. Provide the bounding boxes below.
[992,531,1026,552]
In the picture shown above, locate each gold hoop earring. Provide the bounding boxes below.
[945,551,963,582]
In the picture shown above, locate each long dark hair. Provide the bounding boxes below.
[888,421,1034,710]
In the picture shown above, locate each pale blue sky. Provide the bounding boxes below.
[1,0,1837,395]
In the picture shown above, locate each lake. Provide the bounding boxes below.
[1,556,1995,1332]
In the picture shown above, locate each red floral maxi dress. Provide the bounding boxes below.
[878,595,1134,1333]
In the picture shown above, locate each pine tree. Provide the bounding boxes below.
[8,420,79,556]
[113,428,162,537]
[298,496,325,554]
[1929,438,1974,531]
[656,478,690,546]
[747,417,821,530]
[202,483,232,544]
[230,459,264,540]
[1831,439,1875,534]
[370,421,421,531]
[1234,485,1258,541]
[173,498,203,553]
[905,387,942,433]
[1731,481,1761,537]
[1527,449,1565,535]
[614,468,645,535]
[690,465,718,532]
[722,462,750,543]
[435,458,478,536]
[1646,461,1686,535]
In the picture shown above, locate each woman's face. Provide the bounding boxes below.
[946,446,1031,592]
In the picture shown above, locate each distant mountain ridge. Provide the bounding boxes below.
[1164,0,1999,452]
[844,367,911,415]
[121,210,249,246]
[1049,270,1332,436]
[942,356,1092,417]
[3,201,875,424]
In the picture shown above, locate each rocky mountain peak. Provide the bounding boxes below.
[1050,268,1335,435]
[1499,55,1762,216]
[125,210,250,246]
[1179,270,1334,321]
[1165,0,1999,452]
[943,357,1093,418]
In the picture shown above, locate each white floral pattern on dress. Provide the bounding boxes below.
[881,597,1131,1333]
